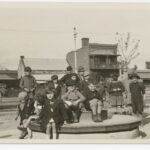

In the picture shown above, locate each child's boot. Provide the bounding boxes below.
[97,114,102,122]
[92,115,97,122]
[73,112,79,123]
[19,130,28,139]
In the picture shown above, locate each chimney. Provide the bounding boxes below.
[146,61,150,69]
[20,56,24,60]
[81,38,89,48]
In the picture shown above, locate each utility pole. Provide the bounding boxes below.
[73,27,78,73]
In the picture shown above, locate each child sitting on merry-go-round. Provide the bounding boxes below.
[16,93,45,139]
[62,79,85,123]
[84,82,103,122]
[22,93,45,138]
[39,88,69,139]
[15,91,28,128]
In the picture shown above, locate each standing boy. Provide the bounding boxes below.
[129,73,145,118]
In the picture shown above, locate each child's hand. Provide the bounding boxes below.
[72,101,79,106]
[30,88,35,92]
[64,121,68,125]
[24,88,29,92]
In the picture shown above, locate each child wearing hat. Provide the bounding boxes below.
[20,66,37,116]
[62,79,85,123]
[60,66,79,85]
[129,73,145,118]
[39,88,69,139]
[78,66,85,82]
[46,75,62,98]
[85,82,103,122]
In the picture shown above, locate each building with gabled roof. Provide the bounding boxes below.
[18,56,68,83]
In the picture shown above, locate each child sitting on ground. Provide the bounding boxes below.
[39,88,69,139]
[62,80,85,123]
[85,82,103,122]
[15,91,28,128]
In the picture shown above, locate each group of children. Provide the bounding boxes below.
[15,65,145,139]
[16,65,105,139]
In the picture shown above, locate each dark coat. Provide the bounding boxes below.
[39,98,68,132]
[108,81,125,96]
[79,80,89,97]
[84,90,102,110]
[46,81,62,98]
[129,81,145,113]
[59,73,80,85]
[85,90,102,102]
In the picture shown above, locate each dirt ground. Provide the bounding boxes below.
[0,103,150,139]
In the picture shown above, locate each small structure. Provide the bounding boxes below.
[18,56,68,83]
[0,70,19,97]
[137,70,150,105]
[67,38,120,81]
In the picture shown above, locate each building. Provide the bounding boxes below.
[0,70,19,97]
[18,56,68,83]
[67,38,120,81]
[137,70,150,104]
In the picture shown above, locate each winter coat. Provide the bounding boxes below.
[108,81,125,96]
[130,81,145,103]
[39,98,68,132]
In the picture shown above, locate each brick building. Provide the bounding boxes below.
[67,38,120,81]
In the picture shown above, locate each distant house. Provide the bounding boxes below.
[67,38,120,81]
[137,70,150,105]
[0,70,18,87]
[18,56,68,83]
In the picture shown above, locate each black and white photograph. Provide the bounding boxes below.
[0,1,149,143]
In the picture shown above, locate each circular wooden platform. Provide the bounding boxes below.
[60,115,141,134]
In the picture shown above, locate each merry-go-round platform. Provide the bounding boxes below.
[30,109,142,139]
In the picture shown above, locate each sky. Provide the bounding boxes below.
[0,2,149,69]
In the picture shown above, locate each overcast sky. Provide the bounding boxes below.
[0,2,149,69]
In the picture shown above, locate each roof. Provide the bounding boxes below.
[33,74,64,83]
[137,70,150,79]
[89,43,117,49]
[0,71,18,80]
[23,58,68,71]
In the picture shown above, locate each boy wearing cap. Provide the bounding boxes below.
[129,73,145,118]
[20,66,37,116]
[39,89,68,139]
[46,75,62,98]
[70,73,80,90]
[62,80,85,123]
[60,66,79,85]
[78,66,85,82]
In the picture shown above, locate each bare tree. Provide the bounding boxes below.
[116,32,140,73]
